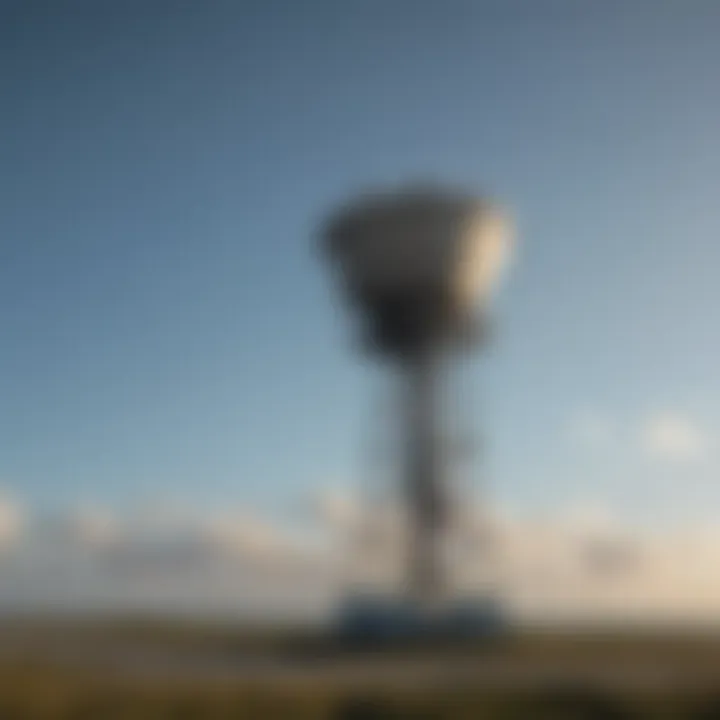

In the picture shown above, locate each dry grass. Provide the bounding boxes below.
[2,619,720,718]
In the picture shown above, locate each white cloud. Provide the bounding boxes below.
[313,487,362,531]
[639,412,708,462]
[50,507,119,547]
[568,409,712,465]
[0,492,24,548]
[4,491,720,624]
[199,513,284,556]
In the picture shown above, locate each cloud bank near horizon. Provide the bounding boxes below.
[2,488,720,625]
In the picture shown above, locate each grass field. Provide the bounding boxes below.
[3,617,720,718]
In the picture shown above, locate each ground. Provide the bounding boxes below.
[2,617,720,718]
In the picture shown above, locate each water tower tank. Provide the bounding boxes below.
[323,187,512,356]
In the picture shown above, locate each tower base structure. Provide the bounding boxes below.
[335,593,508,645]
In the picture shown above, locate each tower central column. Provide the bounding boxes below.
[405,344,448,608]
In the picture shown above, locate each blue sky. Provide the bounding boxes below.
[2,0,720,526]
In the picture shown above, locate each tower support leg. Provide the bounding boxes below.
[405,347,447,608]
